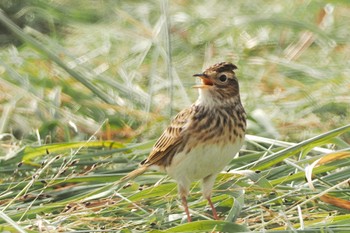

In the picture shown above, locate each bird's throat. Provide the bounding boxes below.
[197,88,240,108]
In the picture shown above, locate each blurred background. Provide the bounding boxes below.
[1,0,350,149]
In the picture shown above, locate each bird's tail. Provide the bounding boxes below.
[117,166,148,185]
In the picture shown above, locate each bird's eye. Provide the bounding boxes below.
[218,74,227,82]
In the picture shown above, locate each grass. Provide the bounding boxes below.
[1,0,350,232]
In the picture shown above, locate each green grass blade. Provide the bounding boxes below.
[247,124,350,170]
[153,220,249,233]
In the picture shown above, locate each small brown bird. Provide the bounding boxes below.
[120,62,246,222]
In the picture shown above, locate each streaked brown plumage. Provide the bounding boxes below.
[119,62,246,222]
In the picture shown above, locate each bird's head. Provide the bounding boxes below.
[193,62,240,106]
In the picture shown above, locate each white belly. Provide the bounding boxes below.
[165,139,243,186]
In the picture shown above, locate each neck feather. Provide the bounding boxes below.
[196,88,241,108]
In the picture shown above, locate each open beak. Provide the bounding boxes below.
[193,73,213,88]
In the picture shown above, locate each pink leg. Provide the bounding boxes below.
[181,196,192,222]
[207,197,218,220]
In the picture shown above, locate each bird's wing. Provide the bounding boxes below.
[142,106,194,167]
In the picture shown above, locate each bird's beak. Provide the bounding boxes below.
[193,73,213,88]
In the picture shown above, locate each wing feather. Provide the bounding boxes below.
[142,107,194,167]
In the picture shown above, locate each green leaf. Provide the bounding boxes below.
[248,124,350,170]
[152,220,249,233]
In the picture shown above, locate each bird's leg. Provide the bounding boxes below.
[178,183,191,222]
[181,195,192,222]
[207,197,218,220]
[202,174,219,220]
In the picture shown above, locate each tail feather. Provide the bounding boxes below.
[118,166,148,184]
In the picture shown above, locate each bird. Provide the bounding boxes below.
[119,62,246,222]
